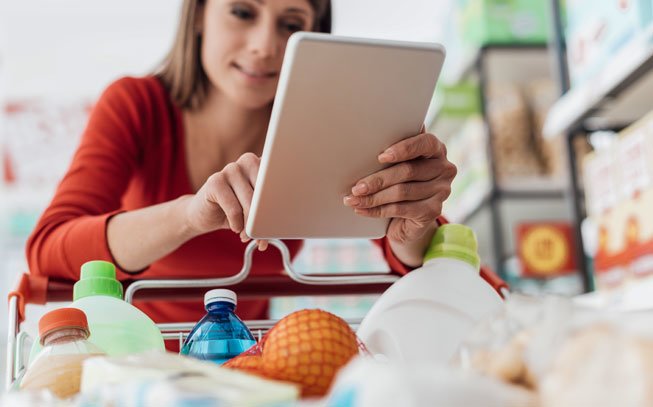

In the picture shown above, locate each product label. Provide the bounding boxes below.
[517,223,577,278]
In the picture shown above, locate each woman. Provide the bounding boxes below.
[26,0,456,324]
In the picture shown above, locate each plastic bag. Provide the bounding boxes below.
[324,356,537,407]
[457,295,653,406]
[79,351,299,406]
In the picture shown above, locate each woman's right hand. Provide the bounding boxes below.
[184,152,268,250]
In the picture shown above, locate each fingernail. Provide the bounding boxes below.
[352,183,368,195]
[343,195,360,207]
[378,150,395,163]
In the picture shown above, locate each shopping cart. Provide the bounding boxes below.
[6,239,508,391]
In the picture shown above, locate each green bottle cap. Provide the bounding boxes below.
[424,224,480,269]
[73,260,123,301]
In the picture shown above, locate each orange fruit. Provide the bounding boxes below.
[262,309,359,397]
[225,309,359,398]
[223,353,264,375]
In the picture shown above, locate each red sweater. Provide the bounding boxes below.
[26,76,411,324]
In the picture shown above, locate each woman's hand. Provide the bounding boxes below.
[344,130,456,244]
[185,152,269,250]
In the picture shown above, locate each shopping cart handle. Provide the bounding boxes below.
[480,267,509,298]
[126,274,394,301]
[10,274,393,304]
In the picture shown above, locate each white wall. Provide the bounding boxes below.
[2,0,450,100]
[3,0,179,100]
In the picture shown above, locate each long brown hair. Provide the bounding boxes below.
[157,0,331,110]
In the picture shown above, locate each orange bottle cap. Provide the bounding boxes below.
[39,308,90,338]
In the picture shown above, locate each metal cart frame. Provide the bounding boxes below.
[6,238,508,391]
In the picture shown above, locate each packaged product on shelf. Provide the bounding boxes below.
[583,112,653,290]
[523,79,566,177]
[486,83,543,179]
[442,116,492,222]
[457,295,653,406]
[617,114,653,281]
[455,0,549,46]
[565,0,653,86]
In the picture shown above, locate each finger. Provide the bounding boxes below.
[345,180,451,209]
[224,164,255,224]
[210,174,245,233]
[240,230,251,243]
[257,239,269,251]
[352,159,443,196]
[236,152,261,187]
[353,196,443,221]
[378,133,445,164]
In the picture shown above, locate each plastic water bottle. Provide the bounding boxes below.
[181,289,256,364]
[21,308,104,399]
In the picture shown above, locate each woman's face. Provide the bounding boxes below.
[200,0,316,109]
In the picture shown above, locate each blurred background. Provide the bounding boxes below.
[3,0,653,387]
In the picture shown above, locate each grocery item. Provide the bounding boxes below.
[356,224,504,363]
[540,324,653,407]
[565,0,653,86]
[71,260,165,355]
[456,0,549,46]
[582,112,653,290]
[524,79,566,177]
[225,309,360,398]
[30,261,165,362]
[459,295,653,406]
[181,289,256,364]
[486,83,543,179]
[326,356,537,407]
[80,351,299,406]
[20,308,104,399]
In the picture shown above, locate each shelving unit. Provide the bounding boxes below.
[546,0,653,292]
[434,43,572,278]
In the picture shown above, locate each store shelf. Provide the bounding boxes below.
[544,29,653,138]
[443,43,550,85]
[496,177,567,198]
[448,176,567,224]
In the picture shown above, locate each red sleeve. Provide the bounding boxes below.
[374,217,446,275]
[26,77,147,281]
[373,237,412,275]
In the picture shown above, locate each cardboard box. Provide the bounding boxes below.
[586,111,653,289]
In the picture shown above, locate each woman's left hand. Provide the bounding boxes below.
[343,130,456,243]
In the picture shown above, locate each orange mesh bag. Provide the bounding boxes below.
[224,309,361,397]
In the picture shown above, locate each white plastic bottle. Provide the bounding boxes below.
[357,224,504,363]
[29,261,165,363]
[70,260,165,355]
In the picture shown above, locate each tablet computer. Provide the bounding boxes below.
[246,32,445,239]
